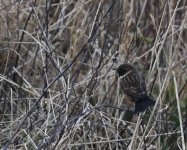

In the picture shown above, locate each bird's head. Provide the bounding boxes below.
[113,64,134,76]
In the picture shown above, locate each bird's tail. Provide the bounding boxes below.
[135,96,155,114]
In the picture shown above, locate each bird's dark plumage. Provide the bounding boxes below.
[116,64,155,113]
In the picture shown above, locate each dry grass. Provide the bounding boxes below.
[0,0,187,149]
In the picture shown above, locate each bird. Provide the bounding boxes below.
[115,63,155,113]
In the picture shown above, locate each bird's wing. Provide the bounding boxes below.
[124,86,146,100]
[120,71,147,100]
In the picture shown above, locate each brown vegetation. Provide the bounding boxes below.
[0,0,187,149]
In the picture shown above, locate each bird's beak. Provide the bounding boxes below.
[112,67,117,71]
